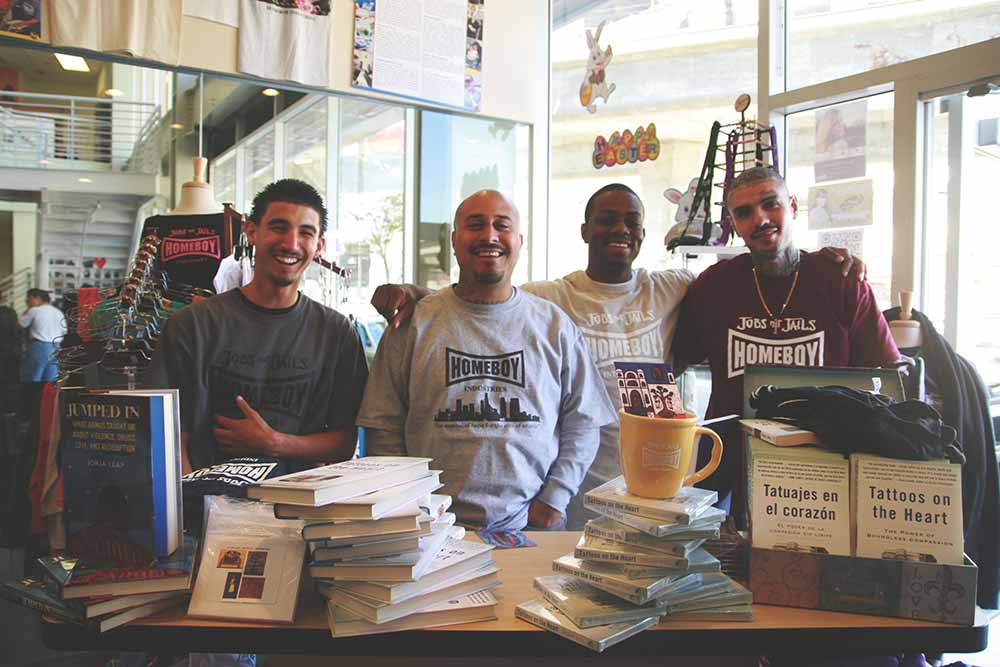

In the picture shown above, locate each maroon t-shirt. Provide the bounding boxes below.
[673,251,900,420]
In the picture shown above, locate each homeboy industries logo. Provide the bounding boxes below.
[727,330,825,378]
[161,234,221,261]
[445,348,525,387]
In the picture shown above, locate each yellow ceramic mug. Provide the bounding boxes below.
[619,409,724,499]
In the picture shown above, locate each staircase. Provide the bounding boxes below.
[40,190,153,300]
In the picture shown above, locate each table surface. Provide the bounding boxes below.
[42,532,993,658]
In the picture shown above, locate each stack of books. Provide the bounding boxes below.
[515,476,751,652]
[252,456,501,636]
[1,536,197,633]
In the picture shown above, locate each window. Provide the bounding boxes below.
[785,1,1000,91]
[243,126,274,213]
[284,98,329,197]
[418,111,530,289]
[213,152,236,207]
[784,93,895,305]
[550,0,758,278]
[921,90,1000,385]
[336,99,406,314]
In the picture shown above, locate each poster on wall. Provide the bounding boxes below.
[807,178,873,230]
[0,0,41,40]
[814,99,867,183]
[352,0,484,112]
[239,0,331,87]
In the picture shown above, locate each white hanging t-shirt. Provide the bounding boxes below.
[46,0,182,65]
[238,0,331,87]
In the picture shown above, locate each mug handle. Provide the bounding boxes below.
[684,427,724,486]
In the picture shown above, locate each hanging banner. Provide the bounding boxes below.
[592,124,660,169]
[353,0,484,112]
[239,0,331,87]
[814,99,867,183]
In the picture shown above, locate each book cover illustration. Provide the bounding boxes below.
[61,392,179,562]
[852,454,964,565]
[614,362,683,418]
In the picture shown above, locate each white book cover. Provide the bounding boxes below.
[328,590,497,636]
[188,535,305,623]
[301,513,422,542]
[274,472,442,520]
[584,476,717,524]
[551,554,693,605]
[328,567,501,623]
[748,436,851,556]
[534,575,665,628]
[740,418,820,446]
[309,522,453,581]
[515,599,658,653]
[852,453,964,565]
[590,504,725,539]
[575,535,692,569]
[310,534,422,563]
[247,457,432,506]
[618,548,720,579]
[584,517,707,556]
[327,542,495,604]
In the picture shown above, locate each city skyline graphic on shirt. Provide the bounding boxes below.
[435,392,540,423]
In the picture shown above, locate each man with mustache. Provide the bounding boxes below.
[357,190,615,531]
[673,165,899,425]
[148,179,369,476]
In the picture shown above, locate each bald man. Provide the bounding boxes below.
[357,191,615,531]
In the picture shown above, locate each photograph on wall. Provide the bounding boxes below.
[238,0,331,87]
[807,178,873,230]
[0,0,41,40]
[352,0,484,112]
[814,99,867,182]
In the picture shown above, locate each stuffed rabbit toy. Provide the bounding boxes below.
[579,20,615,114]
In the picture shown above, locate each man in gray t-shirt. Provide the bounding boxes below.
[357,190,615,531]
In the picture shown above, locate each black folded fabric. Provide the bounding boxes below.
[749,385,964,464]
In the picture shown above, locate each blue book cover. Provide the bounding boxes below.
[61,391,181,563]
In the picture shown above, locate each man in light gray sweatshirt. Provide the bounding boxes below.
[357,190,615,531]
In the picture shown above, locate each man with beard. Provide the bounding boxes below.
[148,179,368,475]
[672,167,899,496]
[358,190,614,531]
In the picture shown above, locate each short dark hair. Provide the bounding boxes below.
[584,184,644,223]
[26,288,50,302]
[725,166,787,206]
[249,179,328,235]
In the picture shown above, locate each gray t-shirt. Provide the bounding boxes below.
[147,289,369,472]
[522,268,694,488]
[357,287,615,531]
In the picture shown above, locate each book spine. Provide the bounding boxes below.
[583,495,687,524]
[551,562,643,604]
[585,525,686,556]
[575,544,684,569]
[515,606,600,652]
[0,586,85,625]
[150,396,167,557]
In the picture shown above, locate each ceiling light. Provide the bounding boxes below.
[78,177,93,183]
[104,88,123,97]
[55,53,90,72]
[262,88,280,97]
[169,122,184,129]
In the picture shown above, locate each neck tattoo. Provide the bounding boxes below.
[752,263,801,335]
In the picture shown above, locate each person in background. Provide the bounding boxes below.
[18,288,66,383]
[358,190,615,531]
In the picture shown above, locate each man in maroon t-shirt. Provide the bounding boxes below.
[673,166,900,423]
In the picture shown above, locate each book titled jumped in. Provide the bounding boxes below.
[584,476,717,525]
[247,456,432,506]
[60,389,183,561]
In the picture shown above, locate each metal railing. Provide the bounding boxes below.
[0,90,161,174]
[0,267,34,314]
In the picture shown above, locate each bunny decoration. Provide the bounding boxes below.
[579,20,616,114]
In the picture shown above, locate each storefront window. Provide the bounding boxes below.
[336,99,406,317]
[785,1,1000,91]
[550,1,758,279]
[284,98,328,197]
[784,93,894,306]
[243,126,274,213]
[213,152,236,207]
[417,111,530,289]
